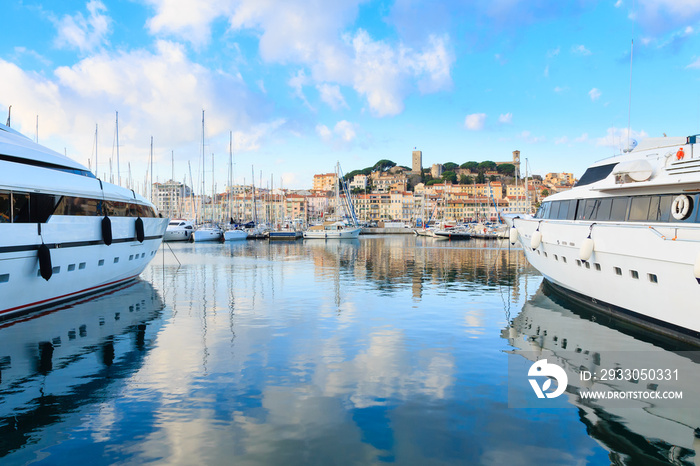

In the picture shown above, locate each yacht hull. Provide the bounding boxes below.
[303,227,361,239]
[506,216,700,341]
[0,215,168,318]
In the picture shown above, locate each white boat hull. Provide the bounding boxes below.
[224,229,248,241]
[193,228,222,242]
[164,229,193,242]
[506,215,700,340]
[0,215,168,317]
[303,227,361,239]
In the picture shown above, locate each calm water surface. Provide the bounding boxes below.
[1,236,698,465]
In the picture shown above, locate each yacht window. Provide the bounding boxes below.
[629,196,651,221]
[575,163,617,187]
[557,201,569,219]
[12,192,30,223]
[577,199,597,220]
[610,197,629,221]
[658,195,672,222]
[566,199,578,220]
[595,198,612,221]
[549,201,561,219]
[28,193,61,223]
[0,192,9,223]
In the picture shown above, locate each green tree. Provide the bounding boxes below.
[476,172,486,184]
[443,162,458,171]
[458,174,469,185]
[373,159,396,172]
[478,161,497,172]
[496,163,515,176]
[426,179,442,186]
[441,171,457,184]
[541,188,550,197]
[460,161,479,172]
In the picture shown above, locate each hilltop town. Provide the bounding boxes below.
[152,149,576,225]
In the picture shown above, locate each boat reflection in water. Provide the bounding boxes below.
[0,279,164,460]
[504,283,700,465]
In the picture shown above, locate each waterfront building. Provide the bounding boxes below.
[313,173,338,192]
[152,179,193,219]
[349,174,368,191]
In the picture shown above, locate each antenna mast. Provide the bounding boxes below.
[627,39,634,150]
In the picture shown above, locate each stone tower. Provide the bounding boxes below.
[513,150,521,179]
[412,149,422,174]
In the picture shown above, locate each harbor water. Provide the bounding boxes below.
[1,236,698,465]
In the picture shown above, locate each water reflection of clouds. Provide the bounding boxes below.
[86,239,596,464]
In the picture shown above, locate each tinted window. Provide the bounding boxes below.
[0,192,9,223]
[595,198,612,221]
[575,163,617,187]
[12,193,30,223]
[629,196,651,221]
[30,193,61,223]
[658,195,672,222]
[549,201,561,219]
[610,197,629,221]
[566,199,578,220]
[557,200,569,220]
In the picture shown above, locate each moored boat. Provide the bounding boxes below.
[193,223,223,242]
[303,221,361,239]
[433,225,471,240]
[0,122,168,317]
[504,134,700,342]
[164,219,194,242]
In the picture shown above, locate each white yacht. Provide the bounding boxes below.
[164,218,194,242]
[505,135,700,342]
[0,122,168,318]
[303,221,361,239]
[223,227,248,241]
[193,223,223,242]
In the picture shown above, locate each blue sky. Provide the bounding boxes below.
[2,1,700,191]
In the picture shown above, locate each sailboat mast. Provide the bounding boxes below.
[202,110,206,224]
[116,111,121,186]
[229,131,233,222]
[149,136,153,204]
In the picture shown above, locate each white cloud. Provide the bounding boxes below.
[464,113,486,130]
[687,57,700,69]
[334,120,356,142]
[571,44,592,56]
[316,124,333,141]
[554,86,568,93]
[596,127,648,149]
[543,65,549,78]
[145,0,233,46]
[520,130,545,144]
[317,120,357,144]
[289,69,313,109]
[575,133,589,143]
[317,83,348,110]
[589,88,602,101]
[555,136,569,145]
[145,1,454,117]
[54,1,111,53]
[546,46,560,58]
[498,113,512,124]
[0,40,275,177]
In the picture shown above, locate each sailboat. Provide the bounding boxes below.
[304,162,362,239]
[193,110,223,242]
[224,131,247,241]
